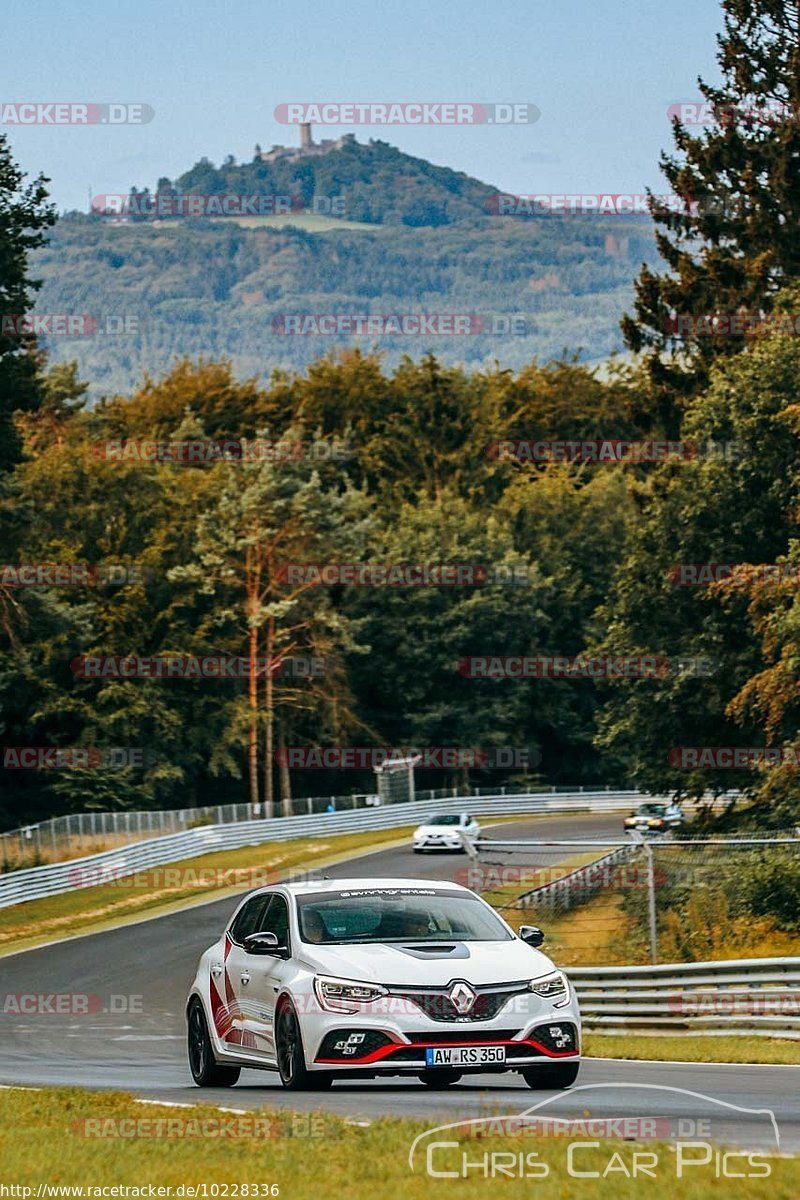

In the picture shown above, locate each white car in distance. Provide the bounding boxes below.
[412,812,480,853]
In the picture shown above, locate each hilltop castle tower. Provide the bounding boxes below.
[257,124,355,164]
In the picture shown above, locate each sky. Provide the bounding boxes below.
[3,0,725,212]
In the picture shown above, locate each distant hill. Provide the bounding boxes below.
[131,136,500,228]
[35,138,657,398]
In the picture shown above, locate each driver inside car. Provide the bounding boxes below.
[303,908,326,943]
[400,910,431,939]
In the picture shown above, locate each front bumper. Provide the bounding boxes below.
[413,835,464,850]
[303,986,581,1074]
[313,1022,580,1072]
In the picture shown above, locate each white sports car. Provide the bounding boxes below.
[186,878,580,1091]
[412,812,481,852]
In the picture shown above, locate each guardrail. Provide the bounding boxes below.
[0,790,640,910]
[512,844,635,912]
[0,783,636,865]
[572,957,800,1038]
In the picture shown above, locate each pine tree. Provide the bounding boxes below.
[0,135,55,474]
[622,0,800,424]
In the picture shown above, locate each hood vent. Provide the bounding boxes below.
[390,942,470,960]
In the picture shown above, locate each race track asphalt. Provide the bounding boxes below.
[0,812,797,1151]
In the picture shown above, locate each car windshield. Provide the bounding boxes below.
[296,887,512,944]
[427,814,462,825]
[637,804,666,815]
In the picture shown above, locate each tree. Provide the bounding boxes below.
[595,319,800,800]
[622,0,800,421]
[170,422,372,814]
[0,134,55,474]
[16,361,88,451]
[706,377,800,824]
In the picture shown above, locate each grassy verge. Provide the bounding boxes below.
[474,846,637,960]
[0,1087,794,1197]
[0,812,537,956]
[0,826,418,955]
[584,1033,800,1065]
[479,851,602,935]
[508,878,800,966]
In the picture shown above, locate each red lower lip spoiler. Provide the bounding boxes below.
[316,1036,579,1065]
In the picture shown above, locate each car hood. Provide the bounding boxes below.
[299,938,557,986]
[415,824,462,834]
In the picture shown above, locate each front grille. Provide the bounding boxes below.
[387,981,530,1022]
[406,1029,520,1043]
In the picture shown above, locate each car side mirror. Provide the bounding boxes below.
[519,925,545,948]
[243,931,286,956]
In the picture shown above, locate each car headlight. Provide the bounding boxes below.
[313,975,387,1012]
[529,970,570,1007]
[648,818,665,827]
[624,818,636,826]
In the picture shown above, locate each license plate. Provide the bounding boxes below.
[425,1045,506,1067]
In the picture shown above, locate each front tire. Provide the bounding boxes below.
[276,1000,332,1090]
[187,998,241,1087]
[521,1061,579,1090]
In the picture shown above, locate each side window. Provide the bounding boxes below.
[261,894,290,948]
[229,894,270,944]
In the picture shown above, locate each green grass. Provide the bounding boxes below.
[226,213,379,232]
[584,1033,800,1065]
[0,812,538,956]
[0,1087,796,1197]
[0,826,417,955]
[479,851,603,932]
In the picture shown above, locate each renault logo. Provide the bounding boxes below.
[448,981,477,1014]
